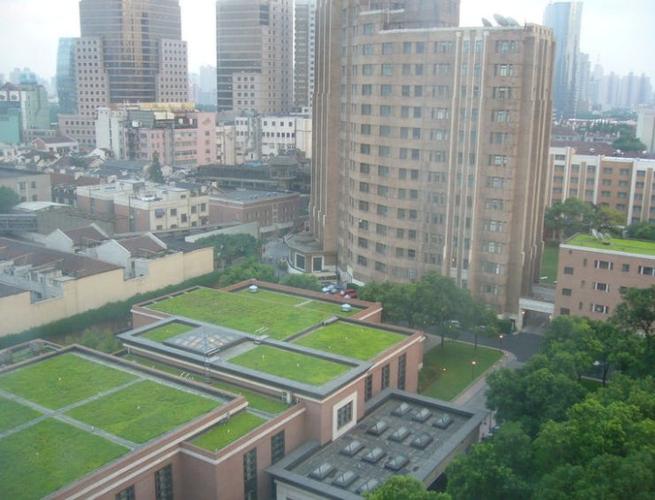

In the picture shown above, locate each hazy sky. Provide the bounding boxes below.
[0,0,653,81]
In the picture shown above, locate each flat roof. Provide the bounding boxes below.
[0,350,229,499]
[268,391,486,499]
[566,234,655,256]
[0,166,45,178]
[211,190,298,203]
[0,282,26,298]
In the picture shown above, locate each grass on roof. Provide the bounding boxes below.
[66,380,220,444]
[236,288,360,316]
[419,341,503,401]
[0,354,136,410]
[229,345,351,385]
[540,243,560,284]
[122,354,289,414]
[568,234,655,256]
[141,322,195,343]
[294,322,404,360]
[149,288,353,340]
[191,412,266,452]
[0,419,127,500]
[0,397,41,433]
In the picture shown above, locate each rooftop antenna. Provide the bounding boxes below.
[494,14,510,27]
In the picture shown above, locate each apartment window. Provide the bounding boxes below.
[382,42,393,55]
[243,449,257,500]
[361,103,372,115]
[378,165,390,177]
[563,266,574,275]
[594,260,613,270]
[560,308,571,315]
[495,64,514,77]
[594,282,610,292]
[622,264,630,272]
[562,288,572,296]
[381,364,390,389]
[397,354,407,390]
[380,105,392,117]
[403,41,412,54]
[493,110,510,122]
[362,84,372,95]
[170,208,177,216]
[379,125,391,137]
[382,64,393,76]
[365,374,373,401]
[337,401,353,429]
[116,486,135,500]
[362,64,374,76]
[489,155,508,166]
[360,124,371,135]
[155,465,173,500]
[360,163,370,174]
[591,304,610,314]
[640,266,655,276]
[271,431,285,464]
[496,40,518,53]
[362,44,374,55]
[375,261,387,272]
[357,255,368,266]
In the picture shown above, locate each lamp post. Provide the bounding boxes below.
[499,334,504,346]
[471,360,477,379]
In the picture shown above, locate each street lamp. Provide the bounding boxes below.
[471,360,477,379]
[499,334,504,346]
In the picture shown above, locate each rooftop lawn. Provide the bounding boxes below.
[568,234,655,256]
[0,419,127,500]
[541,244,560,284]
[419,341,503,401]
[141,322,195,343]
[0,397,41,433]
[294,322,404,360]
[66,380,220,444]
[0,354,136,410]
[236,289,360,316]
[148,288,354,340]
[229,345,351,385]
[122,354,289,414]
[191,412,266,452]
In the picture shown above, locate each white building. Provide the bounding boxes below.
[637,107,655,153]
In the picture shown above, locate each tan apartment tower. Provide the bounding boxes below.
[290,0,554,318]
[216,0,293,114]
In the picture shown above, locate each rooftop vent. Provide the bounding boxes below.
[309,463,335,481]
[362,447,386,464]
[341,303,353,313]
[332,470,359,489]
[249,285,258,293]
[367,420,389,436]
[412,408,432,423]
[357,479,381,494]
[385,454,409,472]
[392,402,412,417]
[340,440,365,457]
[389,426,411,443]
[433,414,453,429]
[411,433,434,450]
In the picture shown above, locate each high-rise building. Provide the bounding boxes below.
[288,0,555,319]
[543,1,583,118]
[575,52,591,115]
[59,0,189,149]
[0,82,50,139]
[637,107,655,154]
[216,0,293,115]
[294,0,316,110]
[56,38,78,115]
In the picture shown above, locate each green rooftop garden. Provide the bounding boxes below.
[294,322,405,360]
[191,411,266,452]
[66,380,220,444]
[0,397,41,433]
[568,234,655,256]
[540,243,560,284]
[141,322,195,343]
[0,354,136,410]
[148,288,356,340]
[229,345,351,385]
[0,419,127,500]
[419,341,503,401]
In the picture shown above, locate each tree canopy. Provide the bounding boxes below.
[197,233,260,268]
[148,152,165,184]
[279,273,322,292]
[367,476,451,500]
[625,222,655,241]
[544,199,623,242]
[0,186,20,213]
[215,258,277,287]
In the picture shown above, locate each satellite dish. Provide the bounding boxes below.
[506,17,520,26]
[494,14,509,27]
[482,17,493,27]
[592,229,600,239]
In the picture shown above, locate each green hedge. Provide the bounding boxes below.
[0,271,221,349]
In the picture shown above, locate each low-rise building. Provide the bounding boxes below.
[209,190,301,235]
[555,234,655,320]
[76,180,210,233]
[0,165,51,203]
[32,136,79,155]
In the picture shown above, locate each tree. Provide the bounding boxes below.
[544,198,596,241]
[612,135,647,152]
[148,152,165,184]
[367,476,450,500]
[0,186,20,213]
[613,286,655,346]
[280,274,322,292]
[469,304,500,351]
[358,281,417,326]
[216,259,278,287]
[626,222,655,241]
[197,234,260,268]
[592,205,624,235]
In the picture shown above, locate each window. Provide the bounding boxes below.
[622,263,631,273]
[243,449,257,500]
[170,208,177,216]
[271,431,285,464]
[382,42,393,55]
[337,402,353,429]
[562,288,572,296]
[382,64,393,76]
[365,374,373,401]
[495,64,514,77]
[116,486,135,500]
[640,266,655,276]
[155,465,173,500]
[594,282,610,292]
[380,105,392,117]
[381,364,390,389]
[563,266,574,275]
[397,354,407,390]
[594,260,613,270]
[560,308,570,315]
[295,254,306,271]
[493,87,512,99]
[591,304,610,314]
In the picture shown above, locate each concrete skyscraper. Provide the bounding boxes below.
[294,0,316,110]
[56,38,78,115]
[216,0,293,115]
[543,1,583,118]
[288,0,555,320]
[59,0,189,149]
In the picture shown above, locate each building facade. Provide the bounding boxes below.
[56,38,78,115]
[216,0,293,114]
[555,235,655,321]
[290,0,554,317]
[548,145,655,225]
[294,0,316,110]
[0,166,51,203]
[543,1,583,118]
[637,107,655,153]
[0,82,50,137]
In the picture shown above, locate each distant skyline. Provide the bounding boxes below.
[0,0,653,82]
